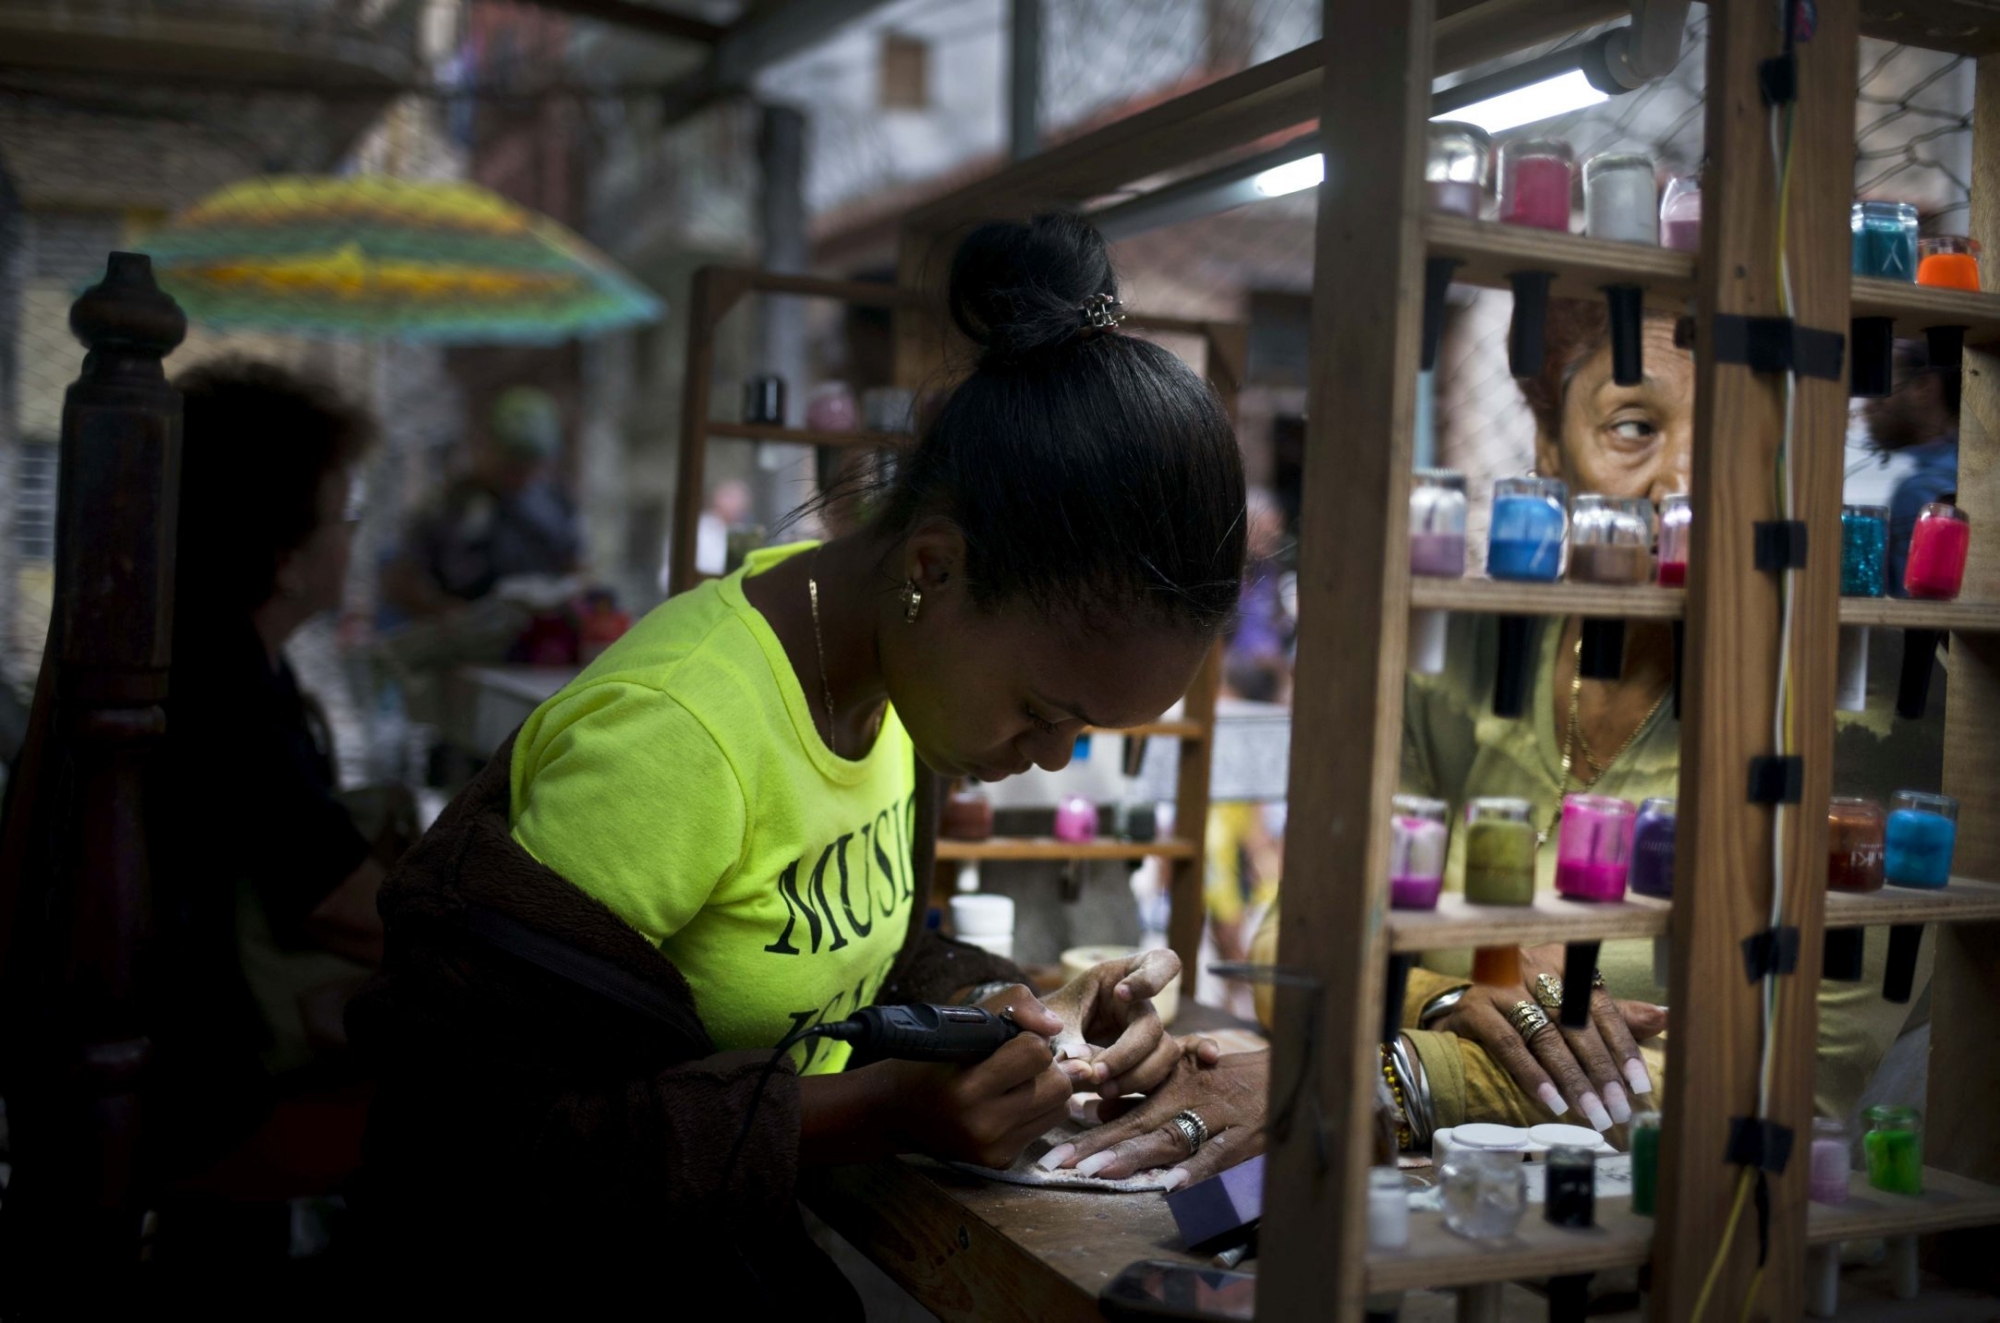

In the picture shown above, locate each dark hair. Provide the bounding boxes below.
[172,358,376,626]
[1891,336,1963,417]
[1516,298,1683,442]
[875,213,1247,632]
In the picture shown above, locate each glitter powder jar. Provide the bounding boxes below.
[1569,495,1654,584]
[1464,797,1536,905]
[1904,502,1970,601]
[1840,505,1889,597]
[1827,796,1886,893]
[1628,797,1676,898]
[1390,794,1450,910]
[1885,790,1957,889]
[1810,1117,1852,1206]
[1851,201,1920,280]
[1544,1145,1597,1227]
[1657,493,1691,586]
[1863,1105,1923,1195]
[1554,794,1637,902]
[1629,1111,1662,1215]
[1660,173,1700,252]
[1583,152,1658,244]
[1426,122,1490,219]
[1411,469,1469,577]
[1497,138,1574,231]
[1487,477,1569,581]
[1916,235,1980,291]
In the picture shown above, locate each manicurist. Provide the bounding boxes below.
[349,213,1249,1306]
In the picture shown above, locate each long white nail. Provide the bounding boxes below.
[1164,1168,1191,1191]
[1624,1059,1655,1095]
[1537,1084,1570,1117]
[1076,1151,1118,1177]
[1581,1094,1614,1131]
[1067,1096,1100,1125]
[1603,1082,1632,1125]
[1038,1143,1076,1171]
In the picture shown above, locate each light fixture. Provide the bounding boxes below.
[1252,155,1324,199]
[1440,68,1609,136]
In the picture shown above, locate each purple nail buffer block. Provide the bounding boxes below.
[1166,1155,1265,1247]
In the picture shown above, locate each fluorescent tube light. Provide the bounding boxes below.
[1436,68,1608,136]
[1252,154,1324,198]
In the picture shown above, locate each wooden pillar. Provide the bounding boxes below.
[1929,51,2000,1272]
[0,252,185,1294]
[1653,6,1856,1318]
[1259,0,1432,1317]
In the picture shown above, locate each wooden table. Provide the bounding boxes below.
[802,1005,1264,1322]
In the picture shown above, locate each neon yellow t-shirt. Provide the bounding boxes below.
[509,542,917,1074]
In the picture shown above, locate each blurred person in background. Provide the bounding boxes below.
[1865,339,1960,595]
[1223,487,1293,704]
[383,384,583,620]
[154,361,415,1251]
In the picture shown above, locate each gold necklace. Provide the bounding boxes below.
[1550,626,1670,840]
[808,547,838,758]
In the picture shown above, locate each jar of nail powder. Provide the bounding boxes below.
[1660,173,1701,253]
[1554,793,1636,902]
[1569,495,1654,585]
[1827,796,1886,892]
[1851,201,1920,280]
[1862,1105,1923,1195]
[1390,794,1450,911]
[1367,1166,1411,1249]
[1464,797,1536,905]
[1840,504,1889,597]
[1628,797,1677,898]
[1054,795,1098,843]
[1441,1149,1527,1240]
[1657,493,1691,586]
[1487,476,1569,581]
[1917,235,1981,291]
[1904,502,1970,601]
[1629,1110,1662,1215]
[1426,122,1490,219]
[1497,138,1574,232]
[1583,151,1658,245]
[1809,1117,1852,1206]
[1885,790,1957,890]
[1544,1145,1598,1227]
[1411,469,1469,577]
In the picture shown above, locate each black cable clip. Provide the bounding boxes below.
[1725,1116,1796,1175]
[1741,925,1801,982]
[1710,314,1845,381]
[1753,520,1809,572]
[1747,755,1803,805]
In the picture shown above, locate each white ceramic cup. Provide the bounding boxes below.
[958,933,1014,961]
[1059,943,1182,1027]
[950,893,1016,938]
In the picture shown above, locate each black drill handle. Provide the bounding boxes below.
[835,1004,1025,1063]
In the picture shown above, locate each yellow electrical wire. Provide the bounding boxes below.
[1691,1170,1757,1323]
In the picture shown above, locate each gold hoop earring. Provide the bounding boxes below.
[901,580,922,624]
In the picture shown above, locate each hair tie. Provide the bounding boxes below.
[1078,293,1126,335]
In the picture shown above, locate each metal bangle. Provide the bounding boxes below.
[1390,1035,1432,1147]
[960,980,1014,1007]
[1417,983,1473,1031]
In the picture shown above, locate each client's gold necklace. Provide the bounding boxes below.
[1549,627,1670,841]
[808,547,838,758]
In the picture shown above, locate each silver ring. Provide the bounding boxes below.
[1171,1109,1210,1154]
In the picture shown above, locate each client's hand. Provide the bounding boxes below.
[1046,1038,1268,1188]
[1042,949,1181,1096]
[1429,947,1666,1132]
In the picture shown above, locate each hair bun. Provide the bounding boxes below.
[947,213,1117,364]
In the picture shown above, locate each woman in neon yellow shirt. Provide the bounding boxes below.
[353,213,1249,1302]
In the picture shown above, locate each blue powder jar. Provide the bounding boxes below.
[1487,476,1569,581]
[1852,201,1919,280]
[1841,504,1889,597]
[1885,789,1957,889]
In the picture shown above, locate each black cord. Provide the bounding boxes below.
[724,1022,837,1179]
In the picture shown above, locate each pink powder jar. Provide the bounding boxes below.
[1554,793,1637,902]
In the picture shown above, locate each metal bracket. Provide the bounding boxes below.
[1710,314,1845,380]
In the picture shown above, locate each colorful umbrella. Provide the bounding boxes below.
[133,175,662,343]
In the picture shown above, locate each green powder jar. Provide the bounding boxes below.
[1464,797,1537,904]
[1863,1104,1923,1195]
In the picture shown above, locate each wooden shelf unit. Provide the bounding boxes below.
[1823,877,2000,929]
[674,266,1243,997]
[1366,1203,1656,1294]
[887,2,2000,1317]
[1806,1168,2000,1244]
[1387,893,1670,954]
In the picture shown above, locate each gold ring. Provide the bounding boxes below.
[1533,973,1564,1011]
[1592,969,1607,991]
[1509,1000,1553,1040]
